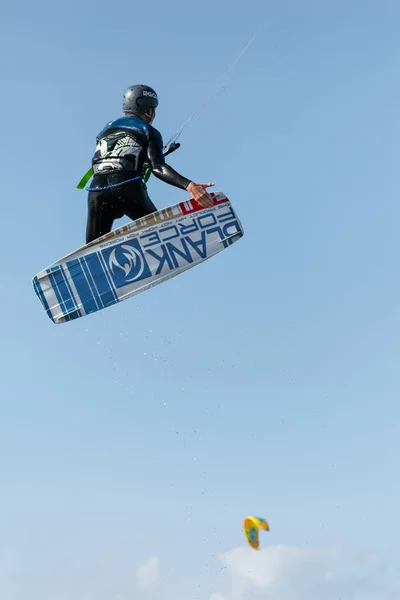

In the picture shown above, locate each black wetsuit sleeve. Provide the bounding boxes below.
[147,128,191,190]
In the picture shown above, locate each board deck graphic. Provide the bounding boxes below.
[33,192,244,324]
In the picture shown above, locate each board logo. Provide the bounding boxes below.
[102,239,152,288]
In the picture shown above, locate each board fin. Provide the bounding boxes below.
[54,307,82,322]
[219,232,242,243]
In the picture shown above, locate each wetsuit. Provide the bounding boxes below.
[86,115,191,244]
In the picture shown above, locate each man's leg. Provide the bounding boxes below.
[86,190,116,244]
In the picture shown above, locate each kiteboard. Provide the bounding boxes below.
[32,191,244,324]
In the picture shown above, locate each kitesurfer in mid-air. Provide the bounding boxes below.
[85,84,215,244]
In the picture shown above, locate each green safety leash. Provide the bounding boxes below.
[76,167,94,190]
[142,165,152,189]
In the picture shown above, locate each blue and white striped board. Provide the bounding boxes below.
[33,191,244,324]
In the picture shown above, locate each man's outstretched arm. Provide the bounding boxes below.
[147,132,215,207]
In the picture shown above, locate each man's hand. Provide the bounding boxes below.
[186,181,215,208]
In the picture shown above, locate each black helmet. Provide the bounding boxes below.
[123,84,159,114]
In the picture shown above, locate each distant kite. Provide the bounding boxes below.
[243,516,269,550]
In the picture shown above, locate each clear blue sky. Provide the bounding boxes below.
[1,0,400,598]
